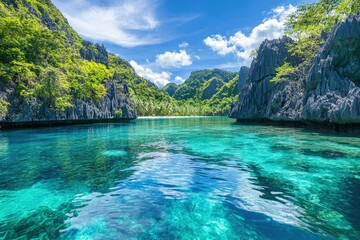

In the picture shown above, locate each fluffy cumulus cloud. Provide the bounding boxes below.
[129,60,171,87]
[53,0,161,47]
[174,76,185,84]
[203,5,296,62]
[156,50,192,68]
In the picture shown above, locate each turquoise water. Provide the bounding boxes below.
[0,117,359,239]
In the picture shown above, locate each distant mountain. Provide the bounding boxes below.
[0,0,180,123]
[165,69,237,100]
[164,69,248,115]
[0,0,246,120]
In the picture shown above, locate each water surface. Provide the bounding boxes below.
[0,117,359,239]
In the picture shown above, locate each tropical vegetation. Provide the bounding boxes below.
[273,0,360,82]
[0,0,240,117]
[2,0,357,116]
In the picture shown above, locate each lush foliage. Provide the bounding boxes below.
[169,69,236,100]
[275,0,360,82]
[271,62,297,83]
[286,0,360,61]
[162,72,240,116]
[0,0,114,111]
[0,0,240,117]
[205,75,240,115]
[0,99,9,118]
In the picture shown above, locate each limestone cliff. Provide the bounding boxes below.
[230,12,360,127]
[0,72,136,127]
[0,0,136,128]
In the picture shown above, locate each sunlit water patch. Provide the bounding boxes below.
[0,117,359,239]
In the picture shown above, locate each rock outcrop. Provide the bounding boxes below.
[237,66,249,92]
[230,36,302,121]
[0,1,137,128]
[0,73,136,127]
[202,78,224,99]
[230,12,360,127]
[303,12,360,124]
[80,40,109,68]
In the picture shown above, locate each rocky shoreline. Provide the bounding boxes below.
[0,72,137,129]
[230,12,360,131]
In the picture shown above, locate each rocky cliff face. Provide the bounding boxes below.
[237,66,249,92]
[0,0,137,127]
[230,12,360,126]
[202,78,224,99]
[230,36,302,120]
[0,73,136,124]
[80,40,109,68]
[303,12,360,124]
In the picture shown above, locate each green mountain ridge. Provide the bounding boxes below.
[0,0,172,113]
[0,0,240,118]
[165,69,237,100]
[163,69,241,115]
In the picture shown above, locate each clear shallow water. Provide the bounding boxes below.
[0,117,359,239]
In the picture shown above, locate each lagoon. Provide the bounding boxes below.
[0,117,359,239]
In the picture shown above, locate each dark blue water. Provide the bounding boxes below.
[0,117,359,239]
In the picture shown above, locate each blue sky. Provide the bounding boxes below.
[53,0,316,87]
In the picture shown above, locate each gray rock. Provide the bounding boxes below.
[0,73,136,125]
[237,66,249,92]
[80,40,109,68]
[229,36,302,120]
[202,78,224,99]
[24,2,39,17]
[41,13,58,30]
[230,12,360,126]
[303,12,360,124]
[3,0,17,8]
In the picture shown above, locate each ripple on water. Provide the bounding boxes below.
[0,117,359,239]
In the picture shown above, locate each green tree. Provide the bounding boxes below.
[274,0,360,83]
[0,99,9,118]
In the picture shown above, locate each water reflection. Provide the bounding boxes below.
[0,118,359,239]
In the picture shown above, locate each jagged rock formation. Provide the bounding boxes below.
[80,40,109,68]
[237,66,249,92]
[0,0,136,128]
[0,73,136,126]
[303,12,360,124]
[230,12,360,127]
[201,78,224,99]
[230,37,302,120]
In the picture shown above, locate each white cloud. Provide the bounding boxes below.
[53,0,162,47]
[175,76,186,84]
[156,50,192,68]
[203,35,236,56]
[179,42,189,48]
[129,60,171,87]
[203,5,296,63]
[194,55,201,60]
